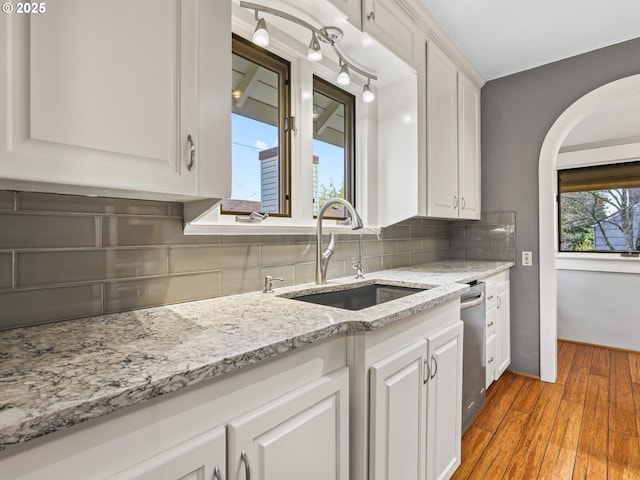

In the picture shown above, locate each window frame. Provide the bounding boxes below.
[223,33,292,217]
[312,75,356,218]
[557,160,640,254]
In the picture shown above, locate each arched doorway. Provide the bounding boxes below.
[538,74,640,382]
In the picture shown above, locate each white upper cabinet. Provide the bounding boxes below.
[362,0,417,67]
[327,0,363,29]
[457,73,481,219]
[426,42,459,218]
[426,41,481,220]
[0,0,230,202]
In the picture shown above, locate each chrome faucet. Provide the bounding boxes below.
[316,198,363,284]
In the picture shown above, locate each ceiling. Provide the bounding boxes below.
[419,0,640,80]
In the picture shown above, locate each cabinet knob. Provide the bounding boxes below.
[187,134,196,171]
[241,451,251,480]
[487,321,494,327]
[367,11,375,20]
[488,356,494,363]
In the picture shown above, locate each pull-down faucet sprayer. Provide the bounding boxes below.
[315,198,363,285]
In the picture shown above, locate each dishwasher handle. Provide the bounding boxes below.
[461,292,484,310]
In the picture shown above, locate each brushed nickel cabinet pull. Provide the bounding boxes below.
[430,354,438,379]
[241,451,251,480]
[213,465,223,480]
[187,134,196,171]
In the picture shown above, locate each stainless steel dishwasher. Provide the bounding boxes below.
[461,282,486,433]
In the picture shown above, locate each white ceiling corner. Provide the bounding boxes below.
[419,0,640,80]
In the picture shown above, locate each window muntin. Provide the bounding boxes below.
[223,34,291,216]
[312,76,355,219]
[558,161,640,252]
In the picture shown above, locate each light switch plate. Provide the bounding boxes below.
[522,251,533,266]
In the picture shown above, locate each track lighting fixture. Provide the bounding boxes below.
[240,1,376,101]
[252,16,269,47]
[362,78,375,103]
[336,62,350,86]
[307,32,322,62]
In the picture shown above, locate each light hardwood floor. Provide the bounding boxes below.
[453,340,640,479]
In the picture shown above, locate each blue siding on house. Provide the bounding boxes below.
[592,207,640,250]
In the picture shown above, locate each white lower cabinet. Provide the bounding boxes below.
[369,340,427,480]
[107,426,226,480]
[227,369,349,480]
[497,281,511,378]
[352,299,463,480]
[482,271,511,388]
[426,321,463,480]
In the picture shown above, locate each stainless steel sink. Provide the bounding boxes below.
[288,283,427,311]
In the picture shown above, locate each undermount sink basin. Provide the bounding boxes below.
[288,283,427,311]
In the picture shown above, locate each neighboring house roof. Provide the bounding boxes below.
[221,199,262,213]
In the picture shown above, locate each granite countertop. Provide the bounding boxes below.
[0,260,512,451]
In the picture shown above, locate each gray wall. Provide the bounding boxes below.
[482,37,640,375]
[557,269,640,351]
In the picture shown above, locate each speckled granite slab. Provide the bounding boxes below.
[0,260,512,451]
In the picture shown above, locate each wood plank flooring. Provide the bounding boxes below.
[453,341,640,479]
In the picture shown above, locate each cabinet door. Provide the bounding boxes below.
[362,0,416,66]
[486,333,497,389]
[328,0,362,29]
[107,426,226,480]
[369,339,427,480]
[426,42,458,218]
[426,321,463,480]
[227,368,349,480]
[457,73,481,220]
[0,0,230,199]
[497,281,511,378]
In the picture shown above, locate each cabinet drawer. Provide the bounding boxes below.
[485,305,497,336]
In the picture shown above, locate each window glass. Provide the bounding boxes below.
[223,35,290,215]
[558,161,640,252]
[312,77,355,219]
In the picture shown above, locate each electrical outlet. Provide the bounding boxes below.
[522,251,533,266]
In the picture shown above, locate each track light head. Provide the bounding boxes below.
[307,32,322,62]
[362,79,375,103]
[252,17,269,47]
[336,62,350,86]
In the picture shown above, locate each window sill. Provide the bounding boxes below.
[184,210,380,236]
[556,252,640,273]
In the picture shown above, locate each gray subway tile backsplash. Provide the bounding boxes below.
[0,191,14,210]
[0,284,103,329]
[17,192,176,217]
[0,191,516,329]
[17,249,168,287]
[0,253,12,289]
[104,272,221,313]
[0,213,97,249]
